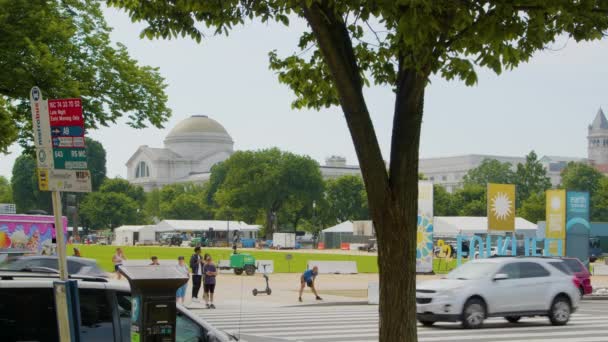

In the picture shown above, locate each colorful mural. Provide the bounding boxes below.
[0,215,67,255]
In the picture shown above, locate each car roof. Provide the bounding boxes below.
[470,256,565,264]
[14,255,98,264]
[0,270,130,291]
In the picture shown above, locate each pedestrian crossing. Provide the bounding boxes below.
[192,302,608,342]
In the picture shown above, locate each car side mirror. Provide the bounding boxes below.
[493,273,508,281]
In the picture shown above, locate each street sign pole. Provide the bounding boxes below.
[31,87,82,342]
[52,191,69,280]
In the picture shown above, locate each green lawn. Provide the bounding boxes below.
[75,245,463,274]
[75,245,380,273]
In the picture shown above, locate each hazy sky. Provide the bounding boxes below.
[1,7,607,179]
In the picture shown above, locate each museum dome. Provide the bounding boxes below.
[164,115,233,158]
[166,115,230,137]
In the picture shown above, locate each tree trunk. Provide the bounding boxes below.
[302,3,426,341]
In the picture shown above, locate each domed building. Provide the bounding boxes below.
[126,115,234,191]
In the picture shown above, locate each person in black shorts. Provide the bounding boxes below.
[203,255,217,309]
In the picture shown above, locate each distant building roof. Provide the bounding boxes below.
[322,221,354,233]
[153,220,260,232]
[590,108,608,130]
[434,216,537,237]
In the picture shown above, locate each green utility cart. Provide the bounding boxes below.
[230,253,256,275]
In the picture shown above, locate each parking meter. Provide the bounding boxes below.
[119,266,188,342]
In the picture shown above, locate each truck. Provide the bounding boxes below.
[272,232,296,249]
[0,214,67,256]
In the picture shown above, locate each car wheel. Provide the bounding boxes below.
[418,320,436,327]
[234,268,244,275]
[549,296,571,326]
[462,298,486,329]
[579,287,585,299]
[252,289,258,296]
[505,316,521,323]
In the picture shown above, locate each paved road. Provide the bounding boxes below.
[193,301,608,342]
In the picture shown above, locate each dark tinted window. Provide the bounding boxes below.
[0,288,59,341]
[550,261,573,275]
[520,262,550,278]
[498,262,521,279]
[79,289,115,341]
[563,259,584,273]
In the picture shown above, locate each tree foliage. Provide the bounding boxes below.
[10,154,51,213]
[86,138,107,191]
[515,151,551,203]
[99,178,145,205]
[0,176,12,204]
[0,0,171,152]
[322,175,369,223]
[463,159,515,186]
[560,162,604,195]
[158,183,212,220]
[519,192,546,224]
[106,0,608,340]
[211,148,323,238]
[79,192,138,229]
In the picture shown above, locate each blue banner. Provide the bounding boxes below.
[566,191,590,264]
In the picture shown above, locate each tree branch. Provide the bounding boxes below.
[301,1,390,210]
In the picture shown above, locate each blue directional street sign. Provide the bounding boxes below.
[51,126,84,137]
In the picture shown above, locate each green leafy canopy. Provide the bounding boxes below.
[108,0,608,109]
[0,0,171,152]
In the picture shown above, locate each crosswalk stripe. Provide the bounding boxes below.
[199,305,606,342]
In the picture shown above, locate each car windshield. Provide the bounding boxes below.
[445,262,499,280]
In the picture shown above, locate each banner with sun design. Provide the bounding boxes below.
[546,189,566,255]
[487,183,515,233]
[416,181,434,273]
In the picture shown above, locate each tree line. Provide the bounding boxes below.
[4,145,369,236]
[433,151,608,224]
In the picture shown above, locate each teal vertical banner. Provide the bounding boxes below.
[566,191,590,264]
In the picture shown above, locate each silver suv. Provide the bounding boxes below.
[0,271,232,342]
[416,257,580,328]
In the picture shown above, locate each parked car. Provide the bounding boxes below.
[416,257,580,329]
[0,270,234,342]
[560,257,593,297]
[0,256,107,278]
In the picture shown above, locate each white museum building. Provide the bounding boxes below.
[126,115,235,191]
[126,115,363,191]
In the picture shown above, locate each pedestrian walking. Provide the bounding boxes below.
[203,255,217,309]
[299,266,322,302]
[176,256,189,304]
[189,247,204,302]
[112,248,126,279]
[150,256,160,265]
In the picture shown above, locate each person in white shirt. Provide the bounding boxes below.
[112,248,126,280]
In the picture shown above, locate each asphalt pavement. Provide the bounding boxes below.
[192,300,608,342]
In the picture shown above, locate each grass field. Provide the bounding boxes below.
[74,245,380,273]
[74,245,462,274]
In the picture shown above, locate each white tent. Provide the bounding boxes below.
[322,221,354,233]
[114,225,158,245]
[152,220,260,239]
[322,217,538,238]
[434,216,538,238]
